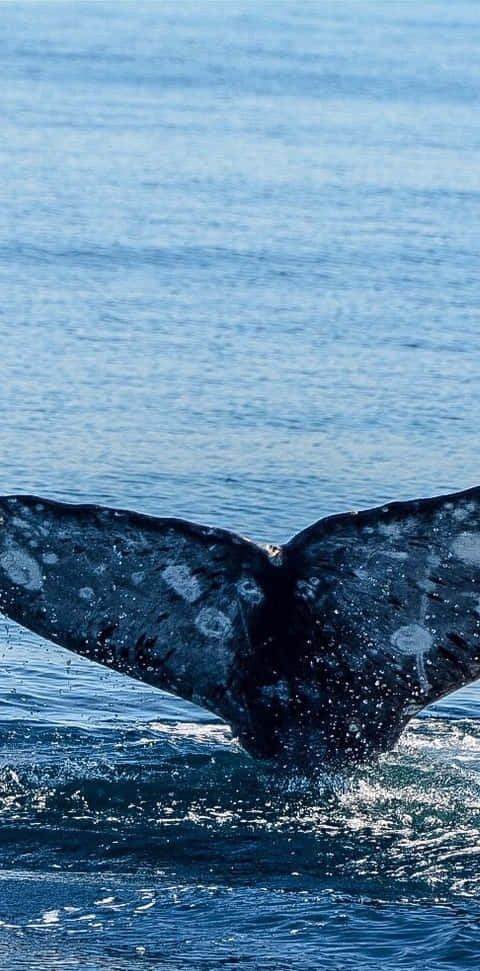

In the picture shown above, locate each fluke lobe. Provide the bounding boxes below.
[1,488,480,766]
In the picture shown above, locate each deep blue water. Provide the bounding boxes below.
[1,2,480,968]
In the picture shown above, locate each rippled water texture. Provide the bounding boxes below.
[1,2,480,968]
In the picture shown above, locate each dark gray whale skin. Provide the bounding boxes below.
[1,487,480,767]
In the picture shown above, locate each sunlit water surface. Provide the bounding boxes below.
[1,2,480,968]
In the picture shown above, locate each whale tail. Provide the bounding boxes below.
[1,488,480,765]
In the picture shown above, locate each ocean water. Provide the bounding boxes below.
[1,1,480,968]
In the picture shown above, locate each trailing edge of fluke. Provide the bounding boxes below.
[1,487,480,766]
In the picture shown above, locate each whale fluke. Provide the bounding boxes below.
[1,488,480,765]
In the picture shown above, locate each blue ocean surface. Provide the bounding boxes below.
[1,2,480,968]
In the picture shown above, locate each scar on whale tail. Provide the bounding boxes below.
[1,487,480,765]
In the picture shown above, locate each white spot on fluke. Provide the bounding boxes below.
[237,577,264,605]
[12,516,33,534]
[79,587,95,602]
[452,501,476,522]
[379,522,401,539]
[0,550,43,592]
[296,577,320,601]
[465,592,480,617]
[162,564,201,603]
[195,607,232,639]
[392,623,432,656]
[262,679,290,704]
[391,623,433,692]
[452,532,480,567]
